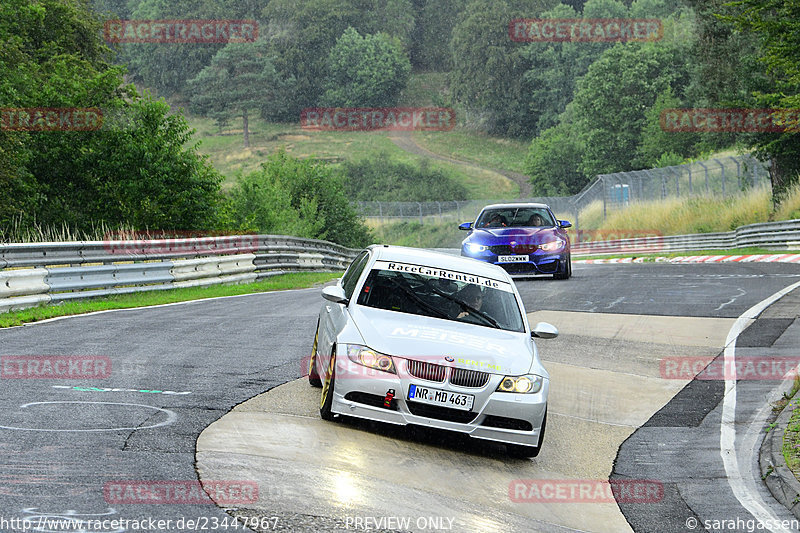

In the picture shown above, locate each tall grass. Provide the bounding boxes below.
[576,187,774,234]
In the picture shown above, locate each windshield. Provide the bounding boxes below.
[356,260,525,332]
[476,207,555,229]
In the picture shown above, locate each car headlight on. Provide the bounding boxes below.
[540,239,565,252]
[465,243,488,253]
[346,345,396,374]
[497,375,543,394]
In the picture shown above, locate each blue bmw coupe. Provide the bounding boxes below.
[459,203,572,279]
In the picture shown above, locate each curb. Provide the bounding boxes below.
[760,393,800,519]
[576,254,800,265]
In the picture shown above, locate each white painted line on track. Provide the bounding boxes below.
[721,279,800,532]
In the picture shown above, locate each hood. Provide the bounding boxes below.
[348,306,534,375]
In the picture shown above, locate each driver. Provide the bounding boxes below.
[482,213,507,228]
[455,284,483,319]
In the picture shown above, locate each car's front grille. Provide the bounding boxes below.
[488,245,512,255]
[488,244,538,255]
[450,368,490,388]
[406,359,447,382]
[406,402,477,423]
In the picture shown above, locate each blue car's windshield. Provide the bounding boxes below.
[356,261,525,332]
[476,207,555,228]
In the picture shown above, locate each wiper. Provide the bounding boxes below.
[424,281,502,329]
[386,278,451,320]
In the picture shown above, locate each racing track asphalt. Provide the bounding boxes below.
[0,263,799,532]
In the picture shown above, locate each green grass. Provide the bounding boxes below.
[398,72,450,107]
[370,220,465,249]
[412,130,530,174]
[189,114,517,198]
[0,272,341,328]
[780,378,800,477]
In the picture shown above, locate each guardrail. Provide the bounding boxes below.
[0,235,358,313]
[571,219,800,256]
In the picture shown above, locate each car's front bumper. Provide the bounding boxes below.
[330,356,548,448]
[461,248,566,275]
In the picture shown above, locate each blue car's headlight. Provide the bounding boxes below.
[465,243,488,253]
[540,239,565,252]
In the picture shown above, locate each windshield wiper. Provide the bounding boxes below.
[386,278,452,320]
[423,281,502,329]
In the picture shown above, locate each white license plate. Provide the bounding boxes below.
[498,255,529,263]
[408,384,474,411]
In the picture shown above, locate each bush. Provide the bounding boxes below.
[341,153,469,201]
[226,152,372,248]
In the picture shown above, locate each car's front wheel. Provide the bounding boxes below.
[319,348,337,421]
[507,410,546,458]
[308,323,322,388]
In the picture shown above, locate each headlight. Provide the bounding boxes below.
[497,375,543,394]
[465,243,488,253]
[540,239,565,252]
[346,345,396,374]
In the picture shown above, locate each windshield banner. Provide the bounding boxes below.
[373,260,513,293]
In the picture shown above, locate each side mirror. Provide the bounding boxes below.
[322,285,349,305]
[458,222,473,231]
[531,322,558,339]
[559,220,572,229]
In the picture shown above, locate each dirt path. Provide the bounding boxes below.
[387,131,532,197]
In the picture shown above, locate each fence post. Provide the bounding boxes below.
[715,159,726,196]
[602,175,607,220]
[378,201,383,223]
[418,202,423,225]
[696,161,709,193]
[437,201,442,220]
[729,156,741,191]
[688,166,693,195]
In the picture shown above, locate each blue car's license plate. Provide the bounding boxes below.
[498,255,529,263]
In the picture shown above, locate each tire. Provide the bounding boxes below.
[308,324,322,388]
[507,410,546,458]
[553,255,572,280]
[319,348,336,421]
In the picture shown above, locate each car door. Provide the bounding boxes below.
[318,250,371,374]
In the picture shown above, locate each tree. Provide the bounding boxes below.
[724,0,800,200]
[522,2,621,134]
[0,0,225,233]
[525,116,588,195]
[239,152,372,247]
[635,87,700,167]
[409,0,468,70]
[188,41,291,147]
[321,28,411,107]
[450,0,559,137]
[572,42,690,175]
